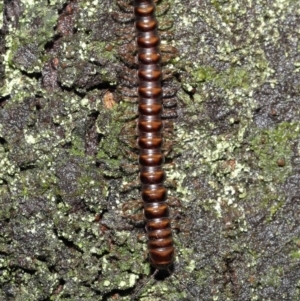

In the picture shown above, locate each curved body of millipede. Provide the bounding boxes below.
[134,0,174,269]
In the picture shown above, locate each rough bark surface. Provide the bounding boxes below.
[0,0,299,300]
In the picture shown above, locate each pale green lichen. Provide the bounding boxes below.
[250,122,299,183]
[1,0,300,300]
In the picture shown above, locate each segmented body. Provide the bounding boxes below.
[134,0,174,269]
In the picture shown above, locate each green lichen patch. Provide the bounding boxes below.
[96,101,137,177]
[7,2,58,72]
[250,122,300,183]
[57,36,116,92]
[0,3,3,29]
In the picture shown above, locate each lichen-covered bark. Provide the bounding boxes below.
[0,0,299,300]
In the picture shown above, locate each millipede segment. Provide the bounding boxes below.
[134,0,174,269]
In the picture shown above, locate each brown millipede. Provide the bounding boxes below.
[113,1,198,300]
[134,0,174,270]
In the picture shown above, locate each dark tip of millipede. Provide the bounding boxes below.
[152,266,174,280]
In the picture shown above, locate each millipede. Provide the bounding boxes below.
[134,0,174,270]
[110,0,199,299]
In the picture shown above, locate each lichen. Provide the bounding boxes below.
[1,0,300,300]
